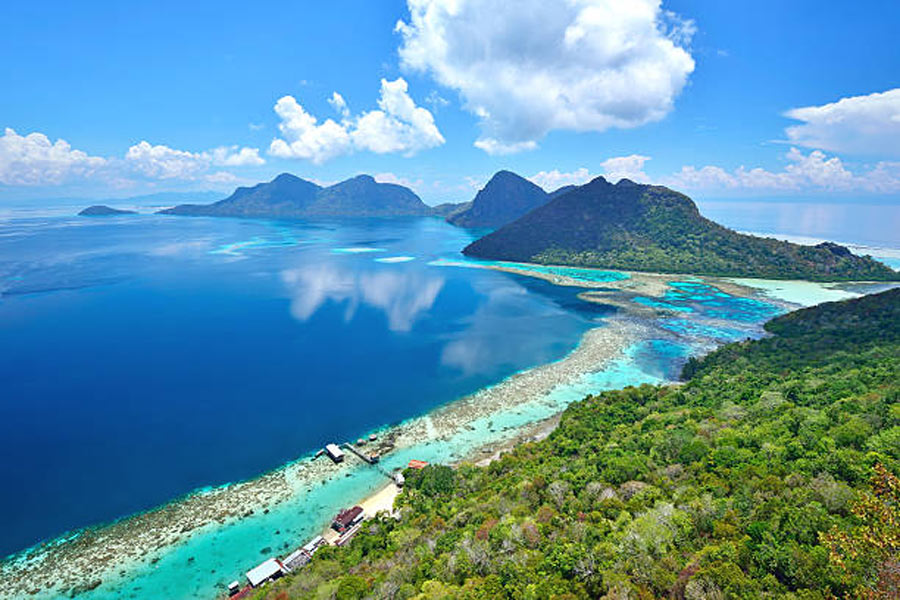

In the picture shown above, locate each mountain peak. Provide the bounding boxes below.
[158,173,429,218]
[815,241,853,257]
[488,169,525,182]
[462,180,899,282]
[447,170,549,228]
[585,175,610,187]
[272,172,304,184]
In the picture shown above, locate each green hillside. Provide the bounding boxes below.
[463,177,899,282]
[159,173,432,218]
[255,288,900,599]
[447,171,550,228]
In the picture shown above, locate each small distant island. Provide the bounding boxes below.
[463,176,899,282]
[78,205,137,216]
[159,173,433,218]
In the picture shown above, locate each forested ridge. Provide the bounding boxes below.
[257,289,900,599]
[463,178,900,282]
[160,173,432,218]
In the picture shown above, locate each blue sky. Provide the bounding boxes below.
[1,0,898,205]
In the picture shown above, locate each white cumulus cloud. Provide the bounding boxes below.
[269,77,444,164]
[125,141,208,179]
[473,139,538,156]
[529,156,650,190]
[396,0,695,153]
[784,88,900,156]
[373,172,424,191]
[269,97,353,164]
[353,78,445,154]
[528,149,900,196]
[125,141,264,179]
[664,147,900,193]
[328,92,350,118]
[0,128,106,185]
[529,167,593,190]
[600,154,651,182]
[209,146,265,167]
[0,128,264,188]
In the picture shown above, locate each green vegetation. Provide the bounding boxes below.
[463,178,900,281]
[161,173,432,218]
[822,464,900,599]
[257,289,900,599]
[432,201,472,219]
[447,170,550,228]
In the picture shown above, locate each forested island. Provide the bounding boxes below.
[446,171,552,228]
[152,169,896,283]
[159,173,433,218]
[255,288,900,599]
[78,205,136,216]
[463,177,899,282]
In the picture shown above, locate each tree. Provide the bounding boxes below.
[822,464,900,599]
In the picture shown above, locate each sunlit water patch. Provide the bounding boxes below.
[429,257,629,284]
[331,246,385,254]
[727,278,867,307]
[374,256,416,263]
[494,262,629,284]
[211,236,302,257]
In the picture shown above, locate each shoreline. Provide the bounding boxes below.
[0,313,648,600]
[447,259,895,315]
[3,263,866,600]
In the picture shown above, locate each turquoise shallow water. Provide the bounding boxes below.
[428,257,629,284]
[659,318,749,342]
[1,214,788,600]
[489,262,630,284]
[0,216,605,560]
[72,342,667,600]
[635,280,782,323]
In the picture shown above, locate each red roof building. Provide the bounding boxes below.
[331,506,364,533]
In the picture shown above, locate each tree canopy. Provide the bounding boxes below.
[256,289,900,599]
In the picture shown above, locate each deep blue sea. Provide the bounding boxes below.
[1,200,897,563]
[0,214,611,558]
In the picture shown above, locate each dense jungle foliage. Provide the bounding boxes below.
[256,288,900,599]
[462,178,900,281]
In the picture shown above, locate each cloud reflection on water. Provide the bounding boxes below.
[281,263,444,332]
[439,280,580,376]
